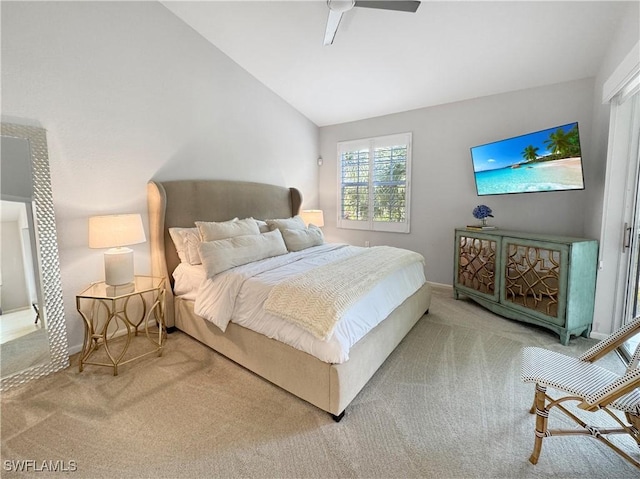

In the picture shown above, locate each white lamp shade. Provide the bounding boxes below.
[300,209,325,228]
[89,214,146,248]
[89,214,146,286]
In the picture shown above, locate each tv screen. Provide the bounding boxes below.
[470,122,584,196]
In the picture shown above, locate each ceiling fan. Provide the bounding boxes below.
[323,0,421,46]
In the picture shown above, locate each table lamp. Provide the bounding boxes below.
[89,214,146,286]
[300,210,325,228]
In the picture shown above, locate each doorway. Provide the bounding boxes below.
[618,91,640,361]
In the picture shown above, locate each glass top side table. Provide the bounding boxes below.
[76,275,166,375]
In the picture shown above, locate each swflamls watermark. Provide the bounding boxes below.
[3,460,78,473]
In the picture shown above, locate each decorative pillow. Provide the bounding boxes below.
[254,219,270,233]
[168,227,202,265]
[266,215,306,232]
[281,224,324,252]
[198,230,288,278]
[196,217,259,242]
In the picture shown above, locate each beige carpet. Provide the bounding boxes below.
[1,285,638,478]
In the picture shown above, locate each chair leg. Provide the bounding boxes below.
[625,413,640,448]
[530,384,549,465]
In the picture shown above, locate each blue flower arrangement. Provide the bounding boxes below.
[472,205,493,220]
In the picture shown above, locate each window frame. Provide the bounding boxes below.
[336,132,412,233]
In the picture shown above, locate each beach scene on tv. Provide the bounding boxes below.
[471,122,584,196]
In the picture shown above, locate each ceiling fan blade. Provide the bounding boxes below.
[323,9,344,46]
[354,1,420,13]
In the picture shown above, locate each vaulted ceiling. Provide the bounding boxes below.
[163,1,632,126]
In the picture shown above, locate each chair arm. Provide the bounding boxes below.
[580,316,640,363]
[578,370,640,411]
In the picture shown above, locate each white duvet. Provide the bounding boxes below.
[175,244,426,364]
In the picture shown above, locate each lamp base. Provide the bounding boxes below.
[104,247,134,286]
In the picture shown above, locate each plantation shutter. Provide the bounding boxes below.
[337,132,412,233]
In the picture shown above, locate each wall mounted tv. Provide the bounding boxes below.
[470,122,584,196]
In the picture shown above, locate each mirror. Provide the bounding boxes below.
[1,122,69,391]
[1,199,49,376]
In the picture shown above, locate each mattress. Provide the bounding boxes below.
[174,243,426,364]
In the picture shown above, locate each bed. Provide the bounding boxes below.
[147,179,432,420]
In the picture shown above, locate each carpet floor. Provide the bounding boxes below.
[1,284,638,478]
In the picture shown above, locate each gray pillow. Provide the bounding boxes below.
[266,215,306,232]
[198,230,288,277]
[281,224,324,252]
[196,217,259,242]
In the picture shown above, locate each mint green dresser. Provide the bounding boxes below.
[453,228,598,345]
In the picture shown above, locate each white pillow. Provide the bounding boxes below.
[266,215,306,232]
[254,219,270,233]
[168,227,202,265]
[198,230,288,278]
[281,225,324,252]
[196,217,259,242]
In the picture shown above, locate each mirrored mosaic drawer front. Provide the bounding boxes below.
[457,236,497,296]
[504,243,560,318]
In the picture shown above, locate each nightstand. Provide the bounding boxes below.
[76,275,166,375]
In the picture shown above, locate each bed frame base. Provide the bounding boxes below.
[173,283,431,417]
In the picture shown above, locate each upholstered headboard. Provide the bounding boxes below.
[147,180,302,327]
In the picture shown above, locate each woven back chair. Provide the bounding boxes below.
[521,316,640,470]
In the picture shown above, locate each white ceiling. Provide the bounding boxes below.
[163,1,631,126]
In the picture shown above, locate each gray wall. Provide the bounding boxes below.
[1,1,320,353]
[320,78,595,286]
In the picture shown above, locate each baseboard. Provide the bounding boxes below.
[68,343,83,356]
[589,331,608,341]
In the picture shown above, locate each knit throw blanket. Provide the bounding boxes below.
[264,246,424,341]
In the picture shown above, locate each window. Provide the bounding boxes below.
[337,132,412,233]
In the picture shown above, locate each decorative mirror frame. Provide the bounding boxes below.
[1,122,69,391]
